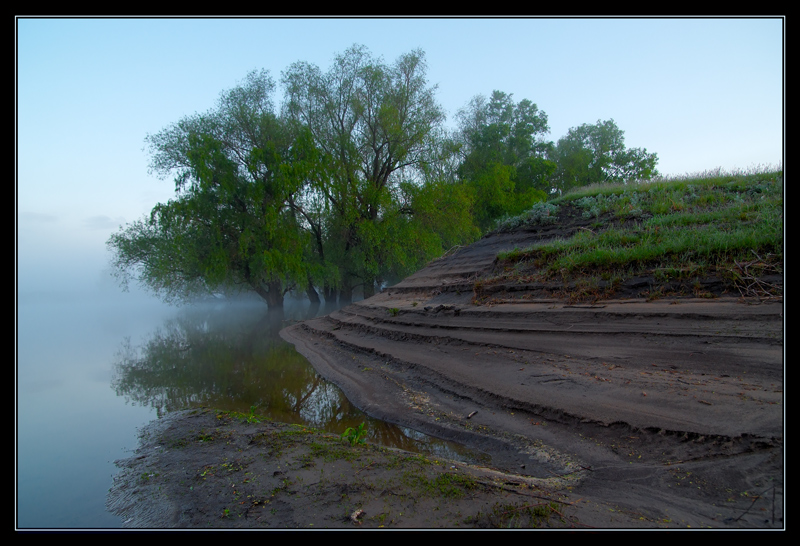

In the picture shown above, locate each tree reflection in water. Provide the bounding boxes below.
[111,300,485,462]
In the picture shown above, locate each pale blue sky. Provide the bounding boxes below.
[16,16,784,299]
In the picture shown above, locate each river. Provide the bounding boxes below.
[16,293,476,529]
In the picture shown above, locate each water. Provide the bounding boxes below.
[16,294,176,528]
[16,294,479,529]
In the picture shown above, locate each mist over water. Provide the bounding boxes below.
[16,287,477,529]
[17,290,179,528]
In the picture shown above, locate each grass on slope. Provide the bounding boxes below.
[489,166,783,302]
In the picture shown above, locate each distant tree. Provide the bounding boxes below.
[107,70,316,311]
[282,44,447,300]
[456,91,553,231]
[549,119,659,193]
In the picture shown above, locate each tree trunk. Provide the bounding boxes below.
[305,301,321,320]
[339,286,352,306]
[362,278,375,299]
[323,286,337,313]
[253,281,284,312]
[306,279,320,304]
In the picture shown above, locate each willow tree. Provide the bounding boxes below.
[282,44,447,301]
[107,70,317,311]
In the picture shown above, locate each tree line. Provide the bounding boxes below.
[107,44,659,311]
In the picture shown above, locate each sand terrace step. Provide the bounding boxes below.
[336,301,783,342]
[317,305,783,385]
[293,306,783,439]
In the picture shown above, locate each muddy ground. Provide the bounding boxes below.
[109,209,784,529]
[107,407,588,529]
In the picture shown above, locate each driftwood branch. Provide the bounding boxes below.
[731,250,782,302]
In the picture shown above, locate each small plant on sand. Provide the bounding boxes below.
[388,308,400,317]
[246,405,261,424]
[342,422,368,446]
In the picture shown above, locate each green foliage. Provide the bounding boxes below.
[245,405,261,424]
[283,44,449,299]
[456,91,551,181]
[494,201,561,233]
[456,90,552,232]
[108,48,670,308]
[401,471,478,499]
[498,168,783,289]
[341,422,368,446]
[549,119,659,193]
[110,46,466,308]
[571,190,646,219]
[309,440,361,462]
[402,178,481,255]
[470,162,516,230]
[108,70,313,309]
[467,501,562,528]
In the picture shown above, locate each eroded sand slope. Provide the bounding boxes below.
[281,222,784,528]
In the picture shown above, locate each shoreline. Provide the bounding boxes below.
[107,408,597,529]
[108,295,783,529]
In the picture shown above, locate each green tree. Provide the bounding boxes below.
[400,177,480,257]
[107,70,315,311]
[549,118,659,193]
[282,44,447,301]
[456,91,553,232]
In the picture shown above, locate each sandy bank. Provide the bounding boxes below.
[279,293,783,528]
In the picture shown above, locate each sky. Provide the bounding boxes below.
[16,16,784,300]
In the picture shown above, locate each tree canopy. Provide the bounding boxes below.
[548,119,659,193]
[282,44,454,301]
[108,45,661,309]
[108,70,316,310]
[455,91,553,231]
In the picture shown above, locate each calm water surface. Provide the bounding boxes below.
[17,295,479,529]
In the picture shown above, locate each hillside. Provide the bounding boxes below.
[280,170,784,528]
